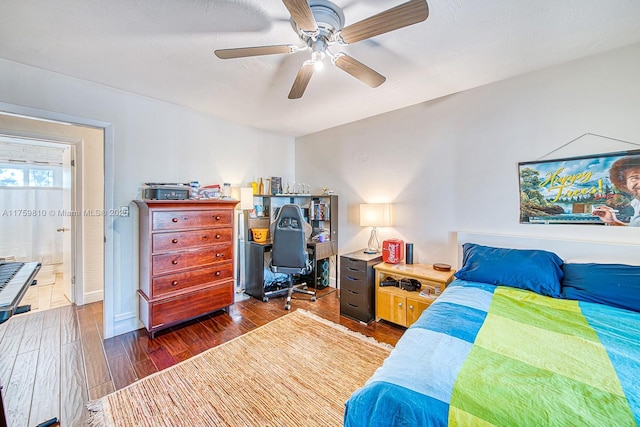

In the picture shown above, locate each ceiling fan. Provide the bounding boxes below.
[214,0,429,99]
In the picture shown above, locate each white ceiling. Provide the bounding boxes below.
[2,0,640,137]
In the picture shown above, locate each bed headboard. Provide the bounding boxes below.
[455,232,640,267]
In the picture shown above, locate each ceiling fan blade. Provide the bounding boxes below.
[282,0,318,33]
[214,45,296,59]
[288,61,314,99]
[334,54,386,88]
[339,0,429,44]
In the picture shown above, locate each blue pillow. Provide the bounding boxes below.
[455,243,564,297]
[561,263,640,312]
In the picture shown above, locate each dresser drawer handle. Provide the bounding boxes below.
[172,239,178,244]
[348,276,357,281]
[215,234,221,239]
[398,302,403,308]
[215,271,221,276]
[171,280,178,286]
[347,289,358,295]
[214,215,221,220]
[409,305,414,310]
[172,260,178,265]
[216,253,223,258]
[347,267,359,272]
[202,235,208,239]
[172,218,178,223]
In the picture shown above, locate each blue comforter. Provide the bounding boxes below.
[344,280,640,426]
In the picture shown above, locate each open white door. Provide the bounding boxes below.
[60,145,75,303]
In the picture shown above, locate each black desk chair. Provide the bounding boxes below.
[270,204,316,310]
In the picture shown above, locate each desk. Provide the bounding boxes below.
[244,238,338,302]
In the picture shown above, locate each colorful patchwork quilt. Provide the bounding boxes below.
[344,280,640,426]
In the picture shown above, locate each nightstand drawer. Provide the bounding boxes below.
[340,288,374,323]
[340,263,367,282]
[340,275,370,294]
[341,286,370,303]
[341,256,367,272]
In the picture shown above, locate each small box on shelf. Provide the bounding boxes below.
[418,283,441,300]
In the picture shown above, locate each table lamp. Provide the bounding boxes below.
[239,187,254,211]
[360,203,392,254]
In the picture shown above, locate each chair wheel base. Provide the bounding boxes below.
[284,304,291,310]
[263,297,269,302]
[311,296,317,302]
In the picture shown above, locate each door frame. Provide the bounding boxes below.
[0,101,116,338]
[61,143,77,303]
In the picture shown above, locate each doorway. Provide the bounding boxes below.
[0,136,75,309]
[0,110,106,319]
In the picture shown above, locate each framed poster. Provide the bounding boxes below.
[518,150,640,226]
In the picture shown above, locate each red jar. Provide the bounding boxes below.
[382,239,405,264]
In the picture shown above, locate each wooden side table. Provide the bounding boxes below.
[374,262,455,328]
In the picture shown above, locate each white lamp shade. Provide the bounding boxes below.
[231,187,255,210]
[240,187,254,210]
[359,203,392,227]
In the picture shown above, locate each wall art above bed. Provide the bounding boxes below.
[518,149,640,226]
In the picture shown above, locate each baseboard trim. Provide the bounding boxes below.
[113,311,142,336]
[83,289,104,304]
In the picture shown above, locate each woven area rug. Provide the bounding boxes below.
[87,309,393,426]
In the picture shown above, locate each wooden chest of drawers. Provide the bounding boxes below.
[134,199,238,337]
[340,250,382,323]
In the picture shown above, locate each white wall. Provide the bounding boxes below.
[0,58,295,336]
[3,42,639,336]
[296,43,640,267]
[79,126,105,304]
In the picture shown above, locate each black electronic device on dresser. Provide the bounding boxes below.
[340,250,382,323]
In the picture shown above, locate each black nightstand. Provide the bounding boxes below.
[340,250,382,323]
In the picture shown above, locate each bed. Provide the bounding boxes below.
[344,233,640,426]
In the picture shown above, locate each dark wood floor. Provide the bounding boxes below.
[1,288,405,426]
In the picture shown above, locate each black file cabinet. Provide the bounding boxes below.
[340,250,382,323]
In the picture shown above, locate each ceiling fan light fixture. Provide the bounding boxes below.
[310,36,328,71]
[292,0,345,39]
[311,46,327,61]
[215,0,430,99]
